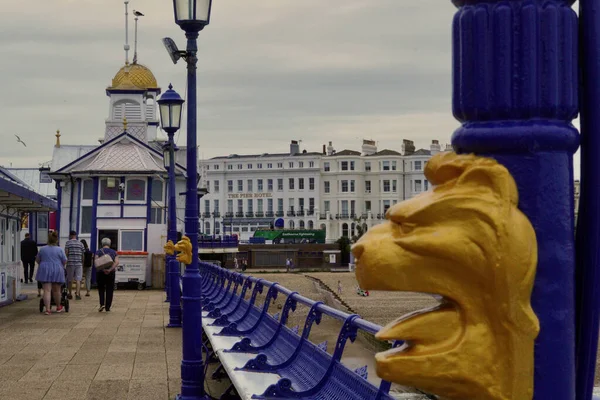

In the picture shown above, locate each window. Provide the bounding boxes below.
[151,181,163,202]
[324,201,330,212]
[268,199,274,212]
[126,179,146,201]
[214,164,220,170]
[350,161,355,170]
[289,162,294,168]
[150,207,163,224]
[40,170,52,183]
[204,200,210,213]
[205,222,211,235]
[392,180,397,192]
[299,198,305,211]
[365,201,371,212]
[215,222,221,235]
[79,207,92,234]
[309,178,315,190]
[309,161,314,168]
[365,181,371,193]
[237,164,242,169]
[227,200,233,213]
[100,178,119,201]
[288,198,294,211]
[392,161,397,171]
[257,179,263,192]
[37,213,49,244]
[247,180,253,192]
[341,200,349,215]
[383,180,391,192]
[309,198,315,210]
[383,200,391,213]
[341,180,349,193]
[247,164,253,169]
[214,180,219,193]
[324,162,330,172]
[351,200,356,216]
[350,180,355,192]
[289,178,295,190]
[382,161,390,171]
[247,199,253,212]
[425,180,429,191]
[414,161,422,171]
[227,165,233,170]
[324,181,330,193]
[237,180,243,192]
[214,200,219,213]
[299,178,304,190]
[227,180,233,192]
[237,200,243,213]
[299,162,304,168]
[277,162,283,168]
[415,180,422,192]
[257,199,264,212]
[277,179,283,191]
[121,230,143,251]
[82,179,94,200]
[277,198,284,212]
[341,161,348,171]
[267,163,273,169]
[206,181,210,193]
[268,179,273,191]
[365,162,371,172]
[257,163,262,169]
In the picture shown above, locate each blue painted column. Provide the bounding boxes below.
[179,27,209,400]
[56,186,61,238]
[167,135,182,327]
[90,177,99,285]
[450,1,579,399]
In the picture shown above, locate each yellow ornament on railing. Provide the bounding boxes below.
[164,240,175,256]
[175,236,193,265]
[352,152,540,400]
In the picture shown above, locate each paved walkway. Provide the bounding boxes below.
[0,285,183,400]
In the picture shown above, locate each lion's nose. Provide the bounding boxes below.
[352,243,364,259]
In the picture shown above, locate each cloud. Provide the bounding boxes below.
[0,0,581,181]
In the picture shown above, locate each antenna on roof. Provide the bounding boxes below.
[132,9,144,64]
[124,1,130,64]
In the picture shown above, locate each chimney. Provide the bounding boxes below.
[361,139,377,156]
[290,140,300,155]
[445,143,453,152]
[430,139,441,155]
[327,141,334,156]
[322,144,326,155]
[402,139,415,155]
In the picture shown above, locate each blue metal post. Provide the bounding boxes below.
[167,132,182,327]
[450,1,579,399]
[576,1,600,398]
[179,27,209,400]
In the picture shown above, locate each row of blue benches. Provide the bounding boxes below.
[195,262,416,400]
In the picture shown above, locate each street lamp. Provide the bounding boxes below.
[158,84,184,328]
[163,1,213,399]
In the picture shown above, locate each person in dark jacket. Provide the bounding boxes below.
[21,233,38,284]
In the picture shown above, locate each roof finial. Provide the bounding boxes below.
[124,1,130,65]
[55,130,61,148]
[123,118,128,132]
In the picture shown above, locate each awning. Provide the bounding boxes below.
[0,177,57,212]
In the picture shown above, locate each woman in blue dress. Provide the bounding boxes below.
[36,231,67,314]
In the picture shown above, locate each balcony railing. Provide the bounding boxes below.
[287,211,295,217]
[236,212,244,218]
[212,212,221,218]
[202,212,211,218]
[265,211,275,218]
[276,211,284,217]
[306,209,315,216]
[245,212,254,218]
[296,210,305,217]
[319,213,328,220]
[255,212,264,218]
[225,212,234,218]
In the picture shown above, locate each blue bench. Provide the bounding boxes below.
[197,262,400,400]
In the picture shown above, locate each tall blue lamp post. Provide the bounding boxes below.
[158,84,185,328]
[162,1,212,398]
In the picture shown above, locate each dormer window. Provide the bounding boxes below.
[113,100,142,121]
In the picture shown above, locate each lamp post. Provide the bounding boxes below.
[163,1,212,399]
[158,84,185,328]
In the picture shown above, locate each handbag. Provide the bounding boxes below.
[94,249,114,270]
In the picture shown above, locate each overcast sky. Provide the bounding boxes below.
[0,0,581,177]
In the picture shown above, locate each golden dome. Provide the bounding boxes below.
[110,63,158,90]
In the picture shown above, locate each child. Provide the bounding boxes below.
[337,280,342,295]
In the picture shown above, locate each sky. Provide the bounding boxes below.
[0,0,581,177]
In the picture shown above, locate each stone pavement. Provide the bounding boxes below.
[0,285,184,400]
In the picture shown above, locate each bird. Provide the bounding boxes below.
[14,135,26,147]
[133,10,144,16]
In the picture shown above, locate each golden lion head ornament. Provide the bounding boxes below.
[352,152,539,400]
[175,236,193,265]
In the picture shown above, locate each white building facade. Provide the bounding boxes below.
[200,139,449,241]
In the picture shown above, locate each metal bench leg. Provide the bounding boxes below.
[211,363,227,381]
[218,384,240,400]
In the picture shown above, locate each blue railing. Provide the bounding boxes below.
[195,262,401,399]
[198,235,239,249]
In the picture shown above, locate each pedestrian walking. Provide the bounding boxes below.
[95,238,118,312]
[20,233,37,284]
[337,280,342,295]
[234,257,239,270]
[35,231,66,315]
[64,231,84,300]
[81,239,93,297]
[285,258,291,272]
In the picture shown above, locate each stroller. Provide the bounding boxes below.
[38,271,70,313]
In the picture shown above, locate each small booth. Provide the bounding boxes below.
[115,251,148,290]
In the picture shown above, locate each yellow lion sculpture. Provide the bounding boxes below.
[352,152,539,400]
[175,236,193,265]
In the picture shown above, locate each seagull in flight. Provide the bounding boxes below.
[133,10,144,16]
[14,135,26,147]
